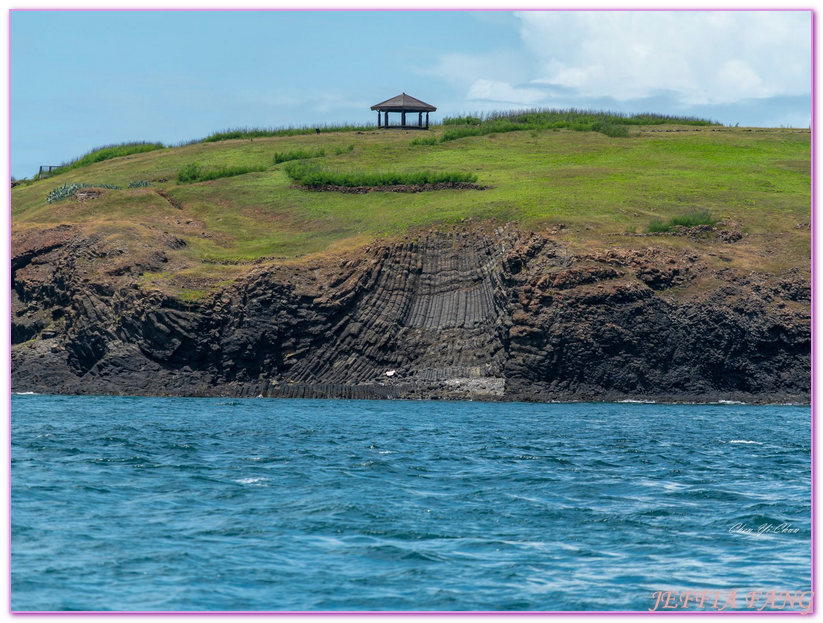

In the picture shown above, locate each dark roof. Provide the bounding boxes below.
[370,93,436,112]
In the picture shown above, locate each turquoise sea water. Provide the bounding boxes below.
[11,395,811,612]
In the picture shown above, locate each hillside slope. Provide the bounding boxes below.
[11,125,811,402]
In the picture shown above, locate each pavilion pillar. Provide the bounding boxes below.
[418,112,422,127]
[401,111,406,127]
[385,111,389,127]
[377,111,381,128]
[426,112,429,129]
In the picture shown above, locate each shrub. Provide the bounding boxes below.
[669,209,716,228]
[127,180,152,188]
[410,136,439,146]
[273,148,325,164]
[177,163,203,183]
[593,122,630,138]
[177,163,268,183]
[648,210,716,232]
[283,161,477,188]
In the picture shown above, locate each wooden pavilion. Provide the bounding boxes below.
[371,93,436,129]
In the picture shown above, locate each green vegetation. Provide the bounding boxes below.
[202,124,372,143]
[648,210,717,232]
[273,148,326,164]
[12,114,809,285]
[426,108,717,144]
[409,136,440,147]
[47,182,122,203]
[596,123,630,138]
[443,115,481,125]
[50,142,165,176]
[177,163,268,183]
[282,161,477,188]
[127,180,152,188]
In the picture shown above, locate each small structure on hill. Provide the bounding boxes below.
[371,93,436,129]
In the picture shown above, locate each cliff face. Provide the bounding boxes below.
[11,223,810,402]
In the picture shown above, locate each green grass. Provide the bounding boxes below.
[409,136,440,147]
[648,209,717,232]
[49,142,165,176]
[282,161,477,188]
[443,115,481,125]
[424,108,717,144]
[273,148,326,164]
[201,123,372,142]
[11,119,809,280]
[177,163,268,183]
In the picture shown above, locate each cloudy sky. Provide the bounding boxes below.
[10,10,812,179]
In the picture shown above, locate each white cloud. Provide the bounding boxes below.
[418,49,532,90]
[514,10,811,105]
[466,79,546,105]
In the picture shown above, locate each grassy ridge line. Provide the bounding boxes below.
[425,108,717,144]
[477,108,716,126]
[48,142,165,177]
[282,161,477,188]
[202,123,372,143]
[26,109,716,180]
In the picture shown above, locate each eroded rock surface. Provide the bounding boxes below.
[11,223,810,403]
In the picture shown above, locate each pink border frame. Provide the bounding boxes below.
[6,6,817,617]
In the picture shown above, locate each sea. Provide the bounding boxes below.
[11,394,812,612]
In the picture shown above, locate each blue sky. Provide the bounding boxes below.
[10,10,812,179]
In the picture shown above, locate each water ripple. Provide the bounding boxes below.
[11,396,810,612]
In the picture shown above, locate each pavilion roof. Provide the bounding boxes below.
[370,93,436,112]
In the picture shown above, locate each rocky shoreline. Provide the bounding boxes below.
[11,223,811,403]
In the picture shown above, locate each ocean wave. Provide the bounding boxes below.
[234,477,267,485]
[729,440,764,445]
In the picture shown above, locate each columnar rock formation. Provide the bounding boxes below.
[11,223,810,403]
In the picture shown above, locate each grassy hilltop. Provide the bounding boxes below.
[11,112,810,299]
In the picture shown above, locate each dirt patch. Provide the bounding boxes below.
[297,182,488,194]
[156,190,183,210]
[74,190,102,202]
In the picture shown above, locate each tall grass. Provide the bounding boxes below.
[414,108,717,145]
[273,148,325,164]
[178,163,268,183]
[283,161,477,188]
[202,123,372,143]
[50,142,165,175]
[442,115,481,126]
[648,209,716,232]
[409,136,440,147]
